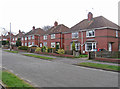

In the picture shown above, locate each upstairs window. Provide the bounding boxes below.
[32,35,34,39]
[28,36,31,40]
[116,31,118,37]
[72,32,79,38]
[43,35,47,40]
[25,37,27,40]
[86,30,95,37]
[51,34,55,39]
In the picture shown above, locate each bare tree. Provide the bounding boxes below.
[42,25,52,31]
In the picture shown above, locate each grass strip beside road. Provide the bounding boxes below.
[23,54,54,60]
[77,62,120,72]
[2,70,34,88]
[4,50,18,53]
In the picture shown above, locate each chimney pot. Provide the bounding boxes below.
[19,30,21,33]
[33,26,35,30]
[88,12,93,21]
[54,21,58,26]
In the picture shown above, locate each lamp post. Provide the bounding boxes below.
[10,23,12,51]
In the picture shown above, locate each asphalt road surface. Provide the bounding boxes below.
[2,51,119,87]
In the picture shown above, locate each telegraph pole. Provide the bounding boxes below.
[10,23,12,51]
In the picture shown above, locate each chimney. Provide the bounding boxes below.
[32,26,35,30]
[54,21,58,26]
[88,12,93,21]
[19,30,21,33]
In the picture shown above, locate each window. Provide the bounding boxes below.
[72,32,79,38]
[51,42,55,48]
[85,42,96,51]
[119,44,120,51]
[28,42,31,46]
[40,43,42,47]
[25,43,27,46]
[25,37,27,40]
[51,34,55,39]
[43,42,47,47]
[108,43,112,51]
[43,35,47,40]
[22,37,23,41]
[13,38,14,41]
[15,38,17,41]
[71,42,80,51]
[28,36,31,40]
[86,30,95,37]
[32,35,34,39]
[116,31,118,37]
[32,42,34,45]
[22,43,23,46]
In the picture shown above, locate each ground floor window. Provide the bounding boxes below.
[40,43,42,47]
[51,42,55,48]
[25,43,27,46]
[43,42,47,47]
[32,42,34,45]
[70,42,80,51]
[22,43,23,46]
[85,42,96,51]
[28,42,31,46]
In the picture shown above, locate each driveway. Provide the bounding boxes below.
[2,51,119,87]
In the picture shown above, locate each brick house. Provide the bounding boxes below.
[11,30,25,45]
[39,21,69,49]
[21,26,45,46]
[64,12,120,53]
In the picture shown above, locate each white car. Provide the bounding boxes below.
[28,45,38,47]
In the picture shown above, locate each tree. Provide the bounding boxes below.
[42,25,52,31]
[2,41,7,45]
[16,38,21,47]
[72,41,75,51]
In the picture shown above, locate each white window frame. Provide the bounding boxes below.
[25,43,27,46]
[51,42,55,48]
[13,38,14,41]
[86,30,95,37]
[32,42,34,45]
[15,38,17,41]
[51,34,55,39]
[72,32,79,38]
[43,42,47,47]
[28,36,31,40]
[85,42,96,51]
[25,37,27,40]
[43,35,47,40]
[108,43,112,51]
[116,30,118,37]
[32,35,34,39]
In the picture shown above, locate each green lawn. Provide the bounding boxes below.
[77,62,120,71]
[23,54,54,60]
[2,70,34,88]
[4,50,18,53]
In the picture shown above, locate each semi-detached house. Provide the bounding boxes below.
[63,12,120,53]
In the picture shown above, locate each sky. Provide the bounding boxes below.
[0,0,119,34]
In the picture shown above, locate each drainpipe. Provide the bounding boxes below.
[81,31,83,54]
[61,32,62,48]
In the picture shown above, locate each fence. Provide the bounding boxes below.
[89,51,120,59]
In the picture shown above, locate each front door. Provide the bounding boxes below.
[108,43,112,51]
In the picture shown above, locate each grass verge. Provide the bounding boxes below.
[4,50,18,53]
[2,70,34,88]
[77,62,120,72]
[23,54,54,60]
[75,54,88,58]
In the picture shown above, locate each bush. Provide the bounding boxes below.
[56,44,59,51]
[72,41,75,51]
[35,47,41,52]
[45,47,48,52]
[48,48,52,53]
[18,46,28,50]
[56,49,65,54]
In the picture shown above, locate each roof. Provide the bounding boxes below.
[24,28,45,36]
[69,16,120,32]
[13,32,25,38]
[43,24,69,35]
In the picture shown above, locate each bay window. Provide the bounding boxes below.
[85,42,96,51]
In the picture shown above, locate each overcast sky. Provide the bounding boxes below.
[0,0,119,34]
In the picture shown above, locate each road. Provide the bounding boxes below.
[2,51,119,87]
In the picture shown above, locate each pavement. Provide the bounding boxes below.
[2,50,119,87]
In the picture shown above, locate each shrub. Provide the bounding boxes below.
[48,48,52,53]
[18,46,28,50]
[57,49,65,54]
[45,47,48,52]
[72,41,75,51]
[35,47,41,52]
[56,44,59,51]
